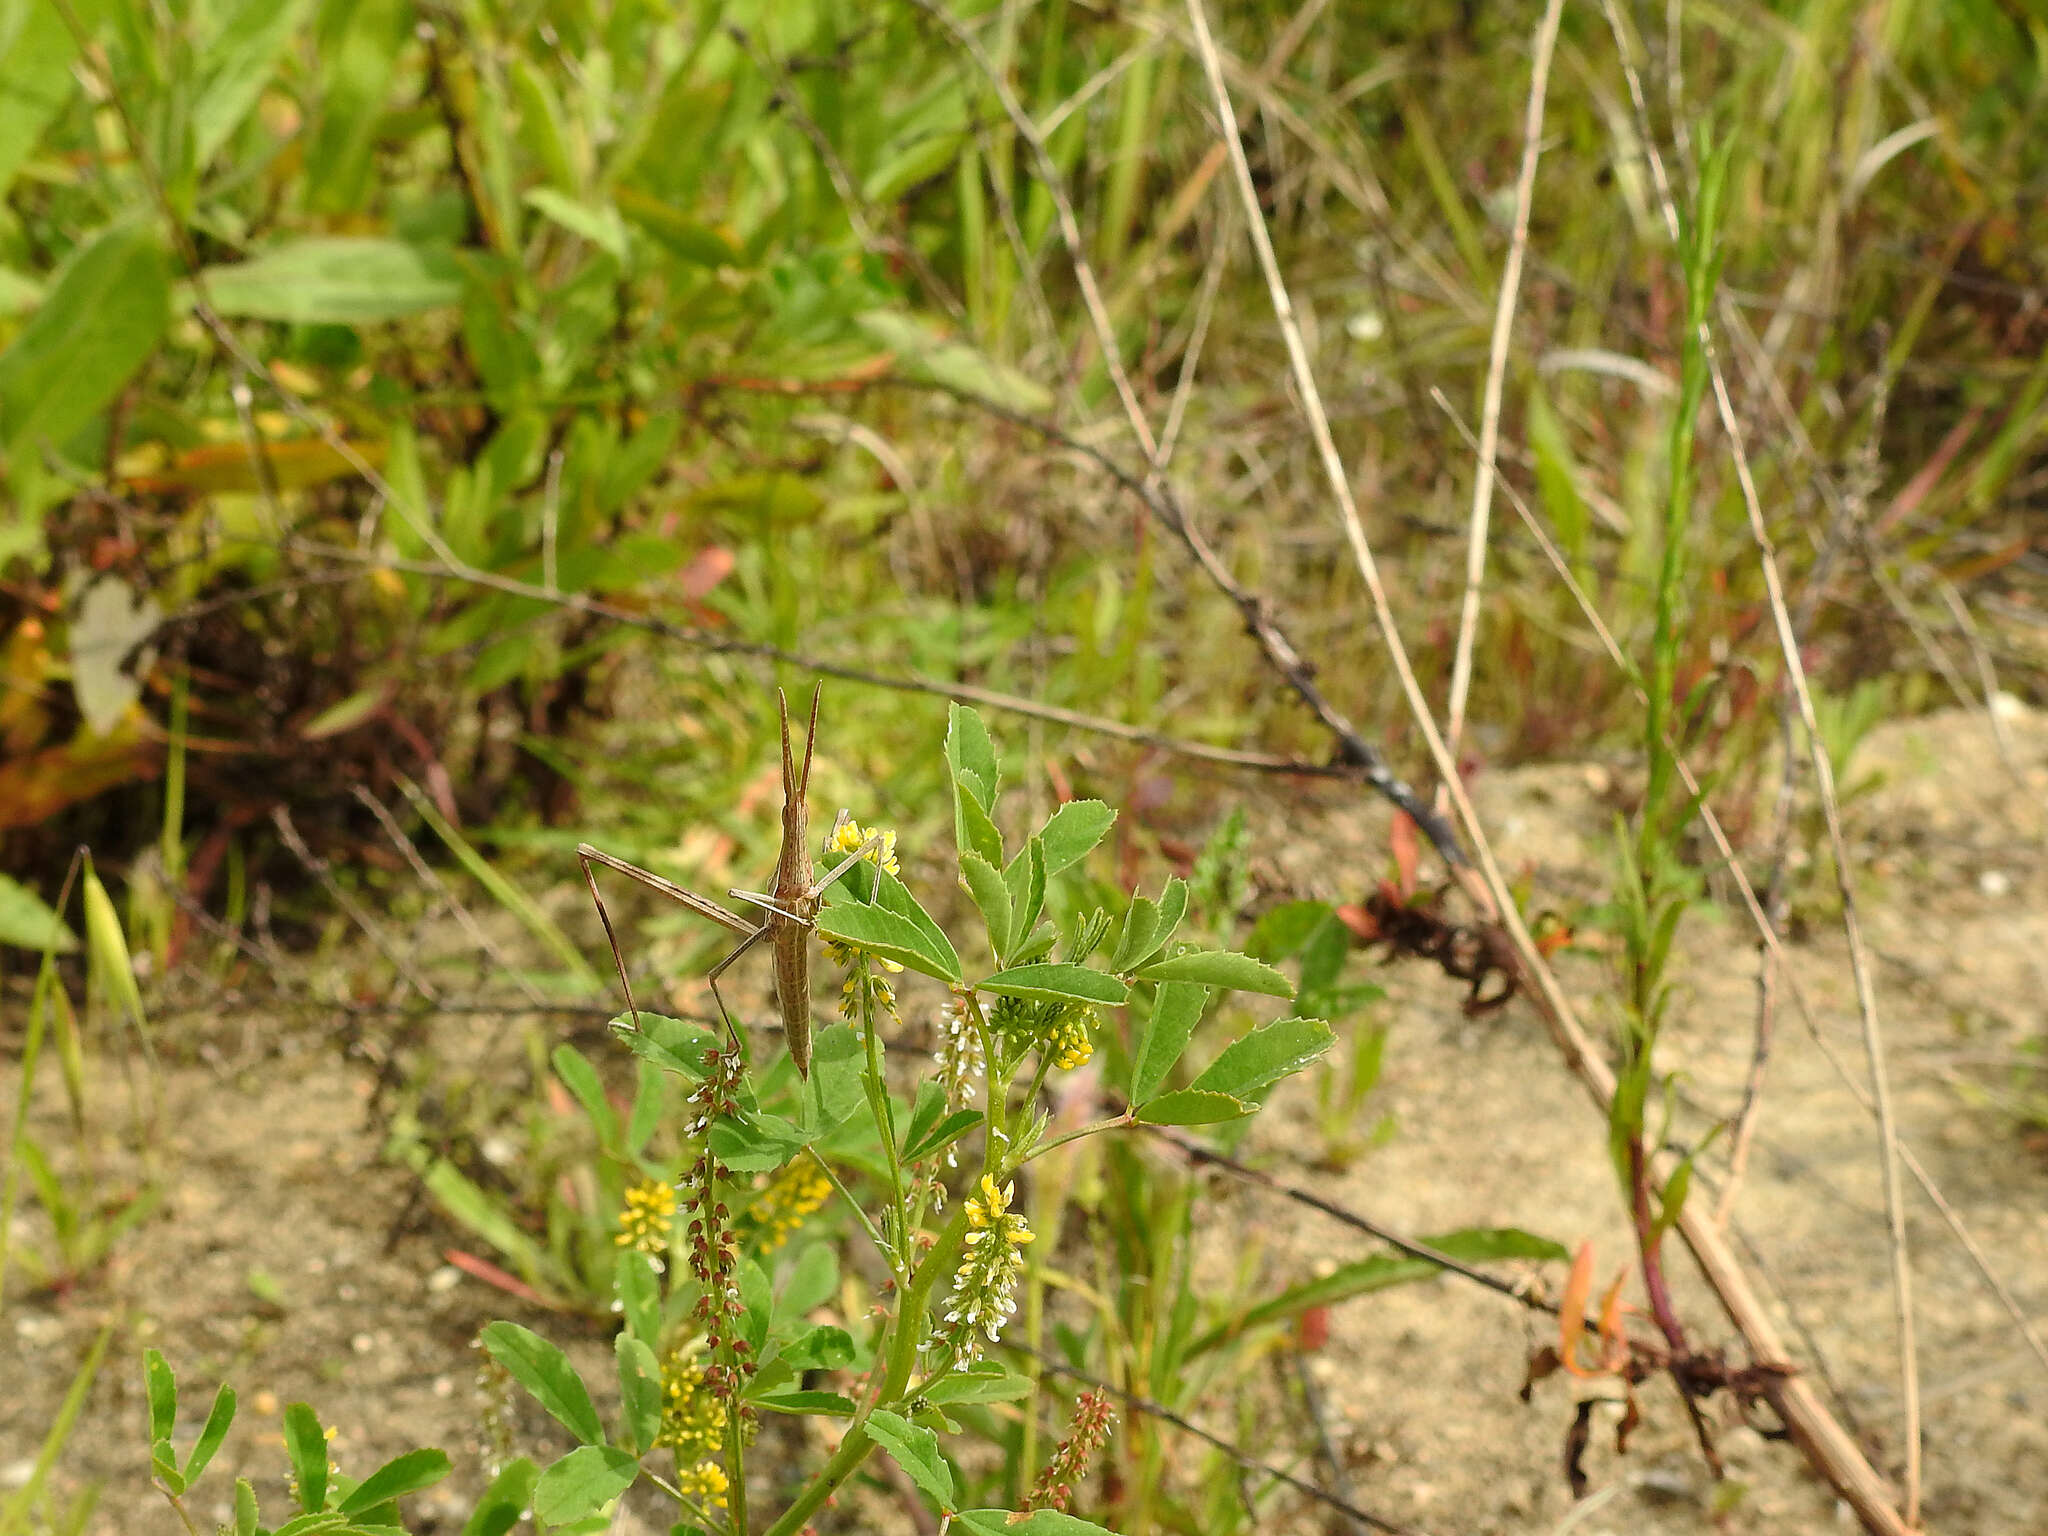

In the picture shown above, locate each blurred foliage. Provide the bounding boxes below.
[0,0,2041,924]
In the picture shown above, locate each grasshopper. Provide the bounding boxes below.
[577,685,878,1076]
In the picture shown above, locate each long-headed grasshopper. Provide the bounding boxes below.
[578,686,878,1076]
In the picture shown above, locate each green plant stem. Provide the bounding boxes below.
[857,971,909,1255]
[761,1202,973,1536]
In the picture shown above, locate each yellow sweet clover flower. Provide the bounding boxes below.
[746,1160,833,1251]
[823,820,910,986]
[616,1178,677,1254]
[829,817,899,877]
[656,1354,728,1458]
[676,1459,730,1511]
[1047,1010,1094,1071]
[943,1175,1034,1357]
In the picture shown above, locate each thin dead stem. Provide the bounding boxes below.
[1442,0,1567,757]
[1192,0,1914,1525]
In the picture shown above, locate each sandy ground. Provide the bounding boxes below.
[3,704,2044,1535]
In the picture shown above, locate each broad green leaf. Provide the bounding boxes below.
[614,1249,660,1350]
[234,1479,259,1536]
[551,1044,618,1149]
[901,1080,949,1163]
[1108,896,1159,973]
[184,1383,238,1486]
[281,1403,329,1512]
[957,1509,1116,1534]
[525,189,630,262]
[1186,1227,1569,1358]
[945,705,999,809]
[611,1014,717,1080]
[0,0,85,196]
[1036,800,1114,876]
[0,223,170,455]
[1188,1016,1336,1104]
[0,265,41,315]
[978,963,1126,1008]
[919,1361,1030,1405]
[1130,981,1209,1102]
[955,785,1004,873]
[1135,948,1293,999]
[337,1448,452,1514]
[531,1445,638,1527]
[480,1323,606,1446]
[709,1109,806,1172]
[200,239,462,323]
[806,1023,865,1129]
[781,1325,855,1371]
[193,0,316,162]
[999,837,1045,958]
[778,1242,839,1318]
[864,1409,955,1511]
[958,850,1011,964]
[1245,900,1335,961]
[144,1348,177,1454]
[1131,1088,1248,1126]
[614,1336,662,1455]
[816,900,962,983]
[460,1459,538,1536]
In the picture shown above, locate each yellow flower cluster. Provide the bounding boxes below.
[747,1160,833,1251]
[676,1458,730,1511]
[615,1178,677,1254]
[1047,1011,1094,1071]
[656,1354,728,1459]
[945,1175,1034,1356]
[829,817,900,876]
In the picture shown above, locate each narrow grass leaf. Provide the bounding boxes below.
[531,1446,638,1527]
[0,0,82,196]
[1131,981,1209,1102]
[480,1322,606,1446]
[550,1045,619,1150]
[1188,1016,1336,1104]
[1135,948,1292,998]
[337,1449,452,1514]
[1186,1227,1569,1358]
[398,779,598,988]
[978,963,1126,1007]
[420,1160,567,1295]
[864,1409,956,1511]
